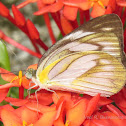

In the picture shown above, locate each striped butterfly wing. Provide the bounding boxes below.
[37,51,126,97]
[38,14,125,73]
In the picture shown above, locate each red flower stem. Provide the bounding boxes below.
[51,13,65,36]
[115,6,122,17]
[20,26,42,53]
[124,29,126,53]
[36,39,48,51]
[5,17,41,53]
[118,7,123,17]
[17,0,31,9]
[70,19,78,29]
[7,15,17,25]
[121,8,126,26]
[19,86,24,99]
[1,31,42,58]
[29,37,41,54]
[43,14,56,44]
[3,13,46,52]
[84,10,90,22]
[79,9,84,25]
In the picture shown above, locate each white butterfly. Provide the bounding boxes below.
[26,14,126,97]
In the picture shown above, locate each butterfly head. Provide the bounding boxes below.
[25,68,37,79]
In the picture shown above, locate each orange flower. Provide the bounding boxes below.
[0,64,38,100]
[1,106,38,126]
[1,90,126,126]
[63,0,110,18]
[0,64,37,90]
[34,0,110,19]
[1,83,126,126]
[89,0,110,17]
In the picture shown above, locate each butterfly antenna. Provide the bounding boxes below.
[0,70,27,76]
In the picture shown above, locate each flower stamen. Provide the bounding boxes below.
[18,70,23,86]
[10,70,23,86]
[89,0,105,8]
[65,120,70,126]
[98,0,105,8]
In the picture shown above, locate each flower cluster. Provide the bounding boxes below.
[0,65,126,126]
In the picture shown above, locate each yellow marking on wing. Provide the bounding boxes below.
[38,58,61,84]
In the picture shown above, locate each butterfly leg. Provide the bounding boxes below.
[46,88,59,99]
[34,87,42,115]
[27,81,38,98]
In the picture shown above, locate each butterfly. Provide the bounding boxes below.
[26,14,126,97]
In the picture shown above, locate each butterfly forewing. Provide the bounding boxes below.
[36,51,126,97]
[38,14,125,71]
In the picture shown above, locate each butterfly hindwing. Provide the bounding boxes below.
[37,51,126,97]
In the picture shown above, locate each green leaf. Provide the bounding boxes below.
[0,40,10,71]
[0,40,11,84]
[57,33,63,41]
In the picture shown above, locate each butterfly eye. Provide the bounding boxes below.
[25,68,36,79]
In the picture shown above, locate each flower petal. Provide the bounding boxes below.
[0,2,10,17]
[26,102,56,113]
[27,64,38,70]
[29,91,53,105]
[1,109,22,126]
[42,0,56,4]
[60,14,74,34]
[0,86,9,103]
[34,0,63,15]
[92,112,112,126]
[105,0,116,14]
[118,106,126,114]
[0,67,16,82]
[21,76,32,89]
[12,5,26,26]
[0,105,14,117]
[52,91,71,105]
[117,0,126,7]
[21,107,38,125]
[53,98,65,126]
[0,83,20,89]
[102,111,125,125]
[34,110,57,126]
[85,94,100,117]
[110,90,126,108]
[63,5,78,21]
[78,2,92,10]
[107,104,125,117]
[5,97,29,106]
[91,3,106,18]
[98,97,112,107]
[101,0,109,6]
[66,99,88,126]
